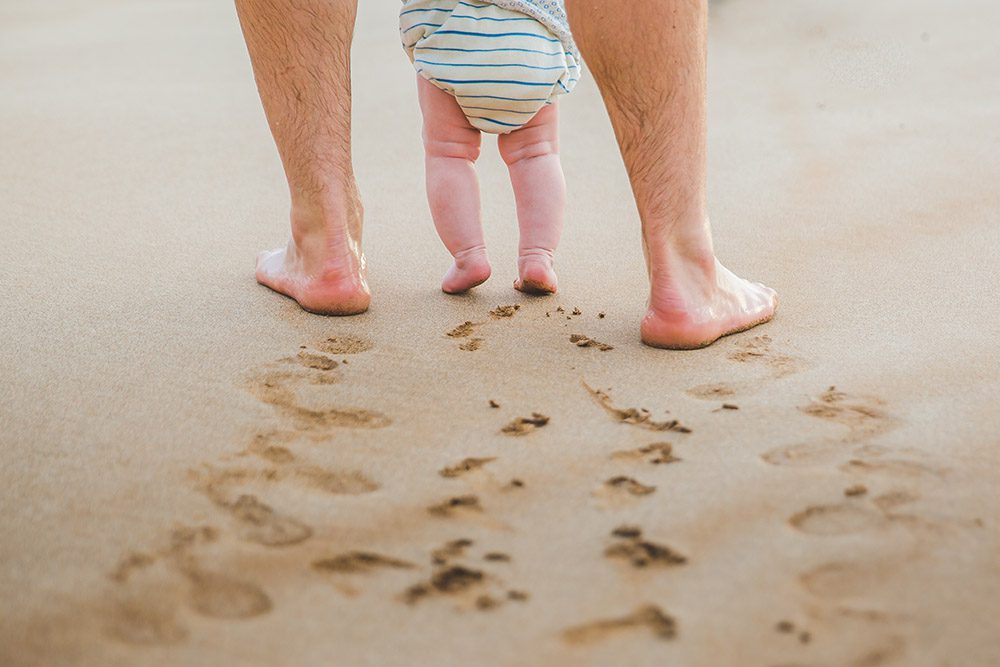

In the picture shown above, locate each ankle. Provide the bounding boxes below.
[518,247,555,264]
[453,245,489,267]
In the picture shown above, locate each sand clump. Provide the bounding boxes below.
[489,304,520,318]
[501,413,550,435]
[439,457,497,478]
[569,334,614,351]
[584,383,691,433]
[446,321,477,338]
[605,526,687,568]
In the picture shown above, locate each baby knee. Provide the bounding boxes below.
[498,133,558,166]
[423,130,482,162]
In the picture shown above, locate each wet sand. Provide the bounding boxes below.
[2,1,999,666]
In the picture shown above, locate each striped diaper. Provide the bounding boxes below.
[400,0,581,134]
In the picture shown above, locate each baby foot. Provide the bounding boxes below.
[514,250,557,295]
[442,246,491,294]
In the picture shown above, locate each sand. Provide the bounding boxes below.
[1,1,999,665]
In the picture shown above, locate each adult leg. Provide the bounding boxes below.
[417,77,491,294]
[498,102,565,295]
[236,0,370,315]
[565,0,777,348]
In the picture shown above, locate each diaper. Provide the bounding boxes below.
[400,0,581,134]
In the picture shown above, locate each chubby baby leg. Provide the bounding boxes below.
[417,76,491,294]
[497,101,565,295]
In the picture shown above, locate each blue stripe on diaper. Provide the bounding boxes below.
[415,59,567,71]
[400,7,449,16]
[419,46,570,57]
[403,22,445,33]
[432,77,552,86]
[466,116,522,127]
[450,15,538,23]
[461,105,537,114]
[431,29,561,43]
[455,93,549,101]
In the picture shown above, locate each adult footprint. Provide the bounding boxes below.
[727,335,809,378]
[799,560,892,599]
[761,441,846,467]
[184,570,273,619]
[225,494,313,547]
[104,600,187,646]
[839,458,945,480]
[562,605,677,644]
[789,503,886,535]
[799,388,895,442]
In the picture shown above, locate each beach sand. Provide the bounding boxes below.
[2,1,999,665]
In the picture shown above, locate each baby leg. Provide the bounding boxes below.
[497,101,565,295]
[417,76,491,294]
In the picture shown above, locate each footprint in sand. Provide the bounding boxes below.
[459,338,483,351]
[313,552,415,574]
[245,355,391,432]
[105,524,271,645]
[604,526,687,569]
[761,441,847,468]
[686,382,739,400]
[602,476,656,496]
[443,305,522,351]
[438,457,497,478]
[489,304,520,318]
[610,442,680,465]
[562,605,677,644]
[593,477,657,509]
[799,560,898,599]
[183,568,272,619]
[583,383,691,433]
[789,503,888,535]
[727,334,809,378]
[311,335,373,355]
[870,490,921,513]
[212,493,313,547]
[425,494,509,531]
[798,387,895,441]
[312,551,416,598]
[761,388,898,468]
[191,461,379,545]
[402,538,526,611]
[104,598,188,646]
[569,334,614,351]
[428,494,483,518]
[501,413,550,435]
[195,463,380,498]
[839,458,945,480]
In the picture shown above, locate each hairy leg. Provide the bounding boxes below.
[565,0,777,348]
[236,0,370,315]
[417,76,491,294]
[498,102,565,295]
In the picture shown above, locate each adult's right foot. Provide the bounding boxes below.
[640,256,777,350]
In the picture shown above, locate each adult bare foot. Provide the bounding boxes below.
[513,250,558,295]
[255,205,370,315]
[640,252,777,350]
[441,246,491,294]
